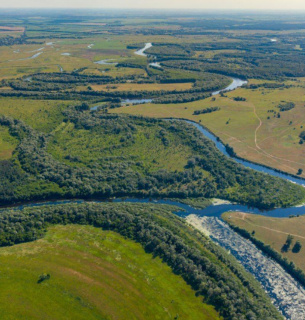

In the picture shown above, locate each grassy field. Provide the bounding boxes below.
[0,98,73,132]
[48,120,194,173]
[113,78,305,177]
[222,212,305,272]
[0,224,220,320]
[83,82,193,92]
[0,33,217,79]
[0,39,131,78]
[0,125,18,159]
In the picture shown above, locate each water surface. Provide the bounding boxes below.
[135,43,152,57]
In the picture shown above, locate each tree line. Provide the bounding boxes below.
[0,109,304,209]
[0,202,283,320]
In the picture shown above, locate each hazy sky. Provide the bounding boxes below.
[2,0,305,10]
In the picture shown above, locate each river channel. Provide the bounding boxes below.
[4,42,305,319]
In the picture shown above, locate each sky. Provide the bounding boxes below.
[1,0,305,10]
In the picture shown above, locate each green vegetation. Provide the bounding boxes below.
[0,223,220,320]
[0,125,18,159]
[169,197,213,209]
[0,98,73,132]
[278,102,295,112]
[116,78,305,177]
[1,109,304,208]
[193,107,220,115]
[2,10,305,318]
[223,212,305,288]
[48,115,192,173]
[0,201,283,319]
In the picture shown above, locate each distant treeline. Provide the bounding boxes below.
[1,71,231,104]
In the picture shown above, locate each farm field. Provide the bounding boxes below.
[0,224,220,320]
[114,78,305,177]
[222,211,305,273]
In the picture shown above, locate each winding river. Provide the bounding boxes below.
[132,43,249,105]
[134,42,152,56]
[2,42,304,319]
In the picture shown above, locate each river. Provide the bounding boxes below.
[187,121,305,186]
[94,59,117,65]
[3,42,305,319]
[212,77,248,95]
[9,52,43,62]
[131,43,248,105]
[134,42,152,56]
[3,195,305,319]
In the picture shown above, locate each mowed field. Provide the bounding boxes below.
[0,224,220,320]
[114,79,305,177]
[222,212,305,272]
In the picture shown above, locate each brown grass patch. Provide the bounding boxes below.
[0,26,25,32]
[89,82,193,92]
[223,212,305,273]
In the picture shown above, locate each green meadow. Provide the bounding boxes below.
[0,224,220,320]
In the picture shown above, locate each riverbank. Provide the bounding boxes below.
[223,211,305,289]
[187,214,305,320]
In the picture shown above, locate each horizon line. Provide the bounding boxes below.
[1,8,305,11]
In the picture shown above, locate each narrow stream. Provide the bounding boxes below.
[9,52,43,62]
[134,42,152,56]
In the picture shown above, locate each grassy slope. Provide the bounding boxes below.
[0,125,18,159]
[48,120,194,173]
[0,98,73,132]
[0,224,220,320]
[222,212,305,272]
[113,79,305,177]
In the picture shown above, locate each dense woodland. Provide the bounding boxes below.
[0,71,230,104]
[0,106,304,208]
[0,202,283,320]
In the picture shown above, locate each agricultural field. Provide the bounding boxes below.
[0,224,219,320]
[222,212,305,273]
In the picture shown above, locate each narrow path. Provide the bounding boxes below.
[209,122,298,173]
[252,102,305,168]
[233,215,305,240]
